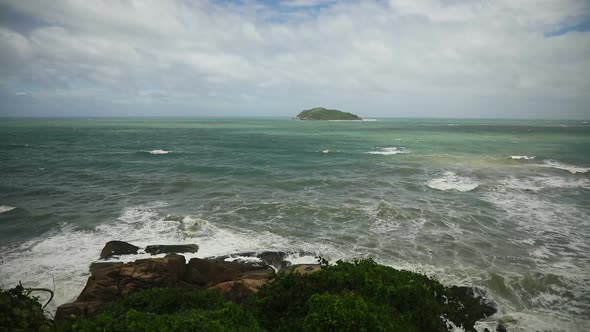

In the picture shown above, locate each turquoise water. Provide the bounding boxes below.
[0,118,589,330]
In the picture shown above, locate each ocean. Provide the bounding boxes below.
[0,118,589,331]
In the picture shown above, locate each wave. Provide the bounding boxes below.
[148,149,170,155]
[0,202,324,314]
[539,160,589,174]
[499,176,590,191]
[509,155,535,160]
[0,205,15,214]
[366,147,406,155]
[426,172,478,192]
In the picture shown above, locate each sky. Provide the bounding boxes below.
[0,0,589,119]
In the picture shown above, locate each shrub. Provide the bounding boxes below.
[0,284,53,332]
[64,289,259,332]
[247,258,485,332]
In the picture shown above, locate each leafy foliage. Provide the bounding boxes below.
[3,258,489,332]
[63,288,259,332]
[0,284,53,332]
[247,258,486,332]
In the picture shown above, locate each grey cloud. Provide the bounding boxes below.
[0,0,589,118]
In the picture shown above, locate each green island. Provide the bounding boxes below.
[1,248,499,332]
[296,107,362,120]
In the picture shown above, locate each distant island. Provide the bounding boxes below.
[296,107,362,120]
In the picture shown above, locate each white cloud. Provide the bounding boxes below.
[0,0,589,118]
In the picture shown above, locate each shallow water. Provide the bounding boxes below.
[0,118,589,331]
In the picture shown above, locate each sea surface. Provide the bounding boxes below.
[0,118,589,331]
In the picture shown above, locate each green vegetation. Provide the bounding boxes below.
[3,259,489,332]
[296,107,362,120]
[0,284,53,332]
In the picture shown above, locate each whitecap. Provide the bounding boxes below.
[509,155,535,160]
[366,147,406,155]
[322,150,330,154]
[0,205,16,214]
[539,160,589,174]
[148,149,170,155]
[426,172,478,192]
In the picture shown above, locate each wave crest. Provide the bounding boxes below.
[426,172,478,192]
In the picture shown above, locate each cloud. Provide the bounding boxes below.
[0,0,589,118]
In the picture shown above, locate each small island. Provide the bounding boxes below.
[296,107,362,120]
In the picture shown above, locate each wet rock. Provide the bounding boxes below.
[496,323,507,332]
[450,286,497,318]
[145,244,199,255]
[54,302,106,321]
[89,262,123,275]
[213,250,315,272]
[75,255,186,304]
[289,264,321,275]
[184,258,273,287]
[208,278,269,303]
[99,241,139,259]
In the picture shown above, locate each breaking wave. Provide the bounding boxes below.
[426,172,479,192]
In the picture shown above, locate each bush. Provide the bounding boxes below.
[64,288,259,332]
[0,284,53,332]
[247,258,485,332]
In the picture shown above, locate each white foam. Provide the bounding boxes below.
[322,150,330,154]
[509,156,535,160]
[148,149,170,155]
[426,172,479,192]
[0,202,301,314]
[539,160,589,174]
[367,147,406,155]
[499,176,590,192]
[0,205,15,214]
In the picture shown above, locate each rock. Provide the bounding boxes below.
[145,244,199,255]
[99,240,139,259]
[75,255,186,304]
[496,323,508,332]
[208,278,269,303]
[289,264,321,275]
[54,302,106,321]
[89,262,123,275]
[212,250,315,272]
[184,258,273,287]
[449,286,497,318]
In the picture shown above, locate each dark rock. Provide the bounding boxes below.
[450,286,497,318]
[89,262,123,275]
[99,241,139,259]
[212,250,315,272]
[54,302,106,321]
[496,323,507,332]
[145,244,199,255]
[208,278,269,303]
[183,258,273,287]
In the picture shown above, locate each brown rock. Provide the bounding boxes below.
[54,302,106,321]
[99,241,139,259]
[183,258,272,287]
[89,262,123,275]
[75,255,186,304]
[289,264,321,275]
[208,278,269,303]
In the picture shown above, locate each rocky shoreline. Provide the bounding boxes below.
[55,241,503,331]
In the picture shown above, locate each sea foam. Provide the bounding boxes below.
[426,172,478,192]
[539,160,589,174]
[367,147,406,155]
[0,205,15,214]
[509,155,535,160]
[148,149,170,155]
